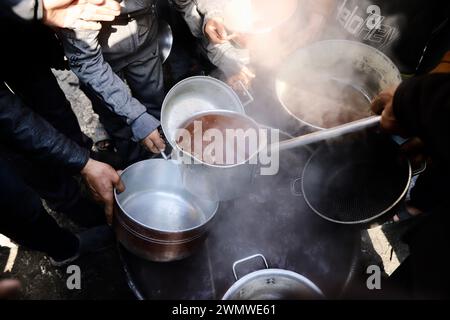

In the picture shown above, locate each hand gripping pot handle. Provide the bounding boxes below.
[232,254,269,281]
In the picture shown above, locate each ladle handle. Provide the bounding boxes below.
[274,116,381,152]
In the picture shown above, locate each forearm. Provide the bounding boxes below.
[194,0,224,21]
[393,73,450,163]
[0,84,89,172]
[205,41,249,76]
[60,29,160,141]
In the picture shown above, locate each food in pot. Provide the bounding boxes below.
[281,77,372,129]
[176,113,259,166]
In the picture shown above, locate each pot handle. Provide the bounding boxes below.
[412,161,427,176]
[232,254,269,281]
[291,177,303,197]
[236,80,254,107]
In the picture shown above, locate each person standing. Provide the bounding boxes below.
[0,0,124,267]
[371,73,450,298]
[59,0,168,167]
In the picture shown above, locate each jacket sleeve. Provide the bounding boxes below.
[172,0,248,76]
[194,0,224,24]
[0,83,89,173]
[0,0,44,22]
[59,29,160,141]
[393,73,450,166]
[204,41,249,76]
[172,0,224,37]
[171,0,204,37]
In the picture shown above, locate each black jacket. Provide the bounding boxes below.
[393,73,450,174]
[0,82,89,173]
[393,74,450,299]
[0,0,89,173]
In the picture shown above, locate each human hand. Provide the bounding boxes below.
[0,279,21,299]
[81,158,125,225]
[142,129,166,154]
[42,0,121,30]
[372,87,428,170]
[371,86,406,136]
[205,17,236,44]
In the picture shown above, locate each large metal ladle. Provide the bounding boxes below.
[271,116,381,152]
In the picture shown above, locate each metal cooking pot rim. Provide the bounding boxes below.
[174,109,268,169]
[161,76,246,148]
[275,39,402,131]
[114,159,220,233]
[222,268,325,299]
[300,151,412,225]
[115,212,208,244]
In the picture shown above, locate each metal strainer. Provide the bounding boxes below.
[301,132,412,225]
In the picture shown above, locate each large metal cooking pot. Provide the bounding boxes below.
[114,159,219,262]
[223,254,324,300]
[276,40,402,130]
[300,132,425,227]
[172,110,268,202]
[161,76,252,148]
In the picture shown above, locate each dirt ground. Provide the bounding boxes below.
[0,70,411,300]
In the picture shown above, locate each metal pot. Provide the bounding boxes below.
[161,76,255,201]
[275,40,402,131]
[161,76,252,149]
[114,159,219,262]
[223,254,325,300]
[172,110,267,202]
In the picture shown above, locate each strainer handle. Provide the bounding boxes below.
[412,161,427,176]
[392,135,428,176]
[232,254,269,281]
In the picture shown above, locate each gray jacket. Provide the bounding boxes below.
[59,0,160,142]
[172,0,250,76]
